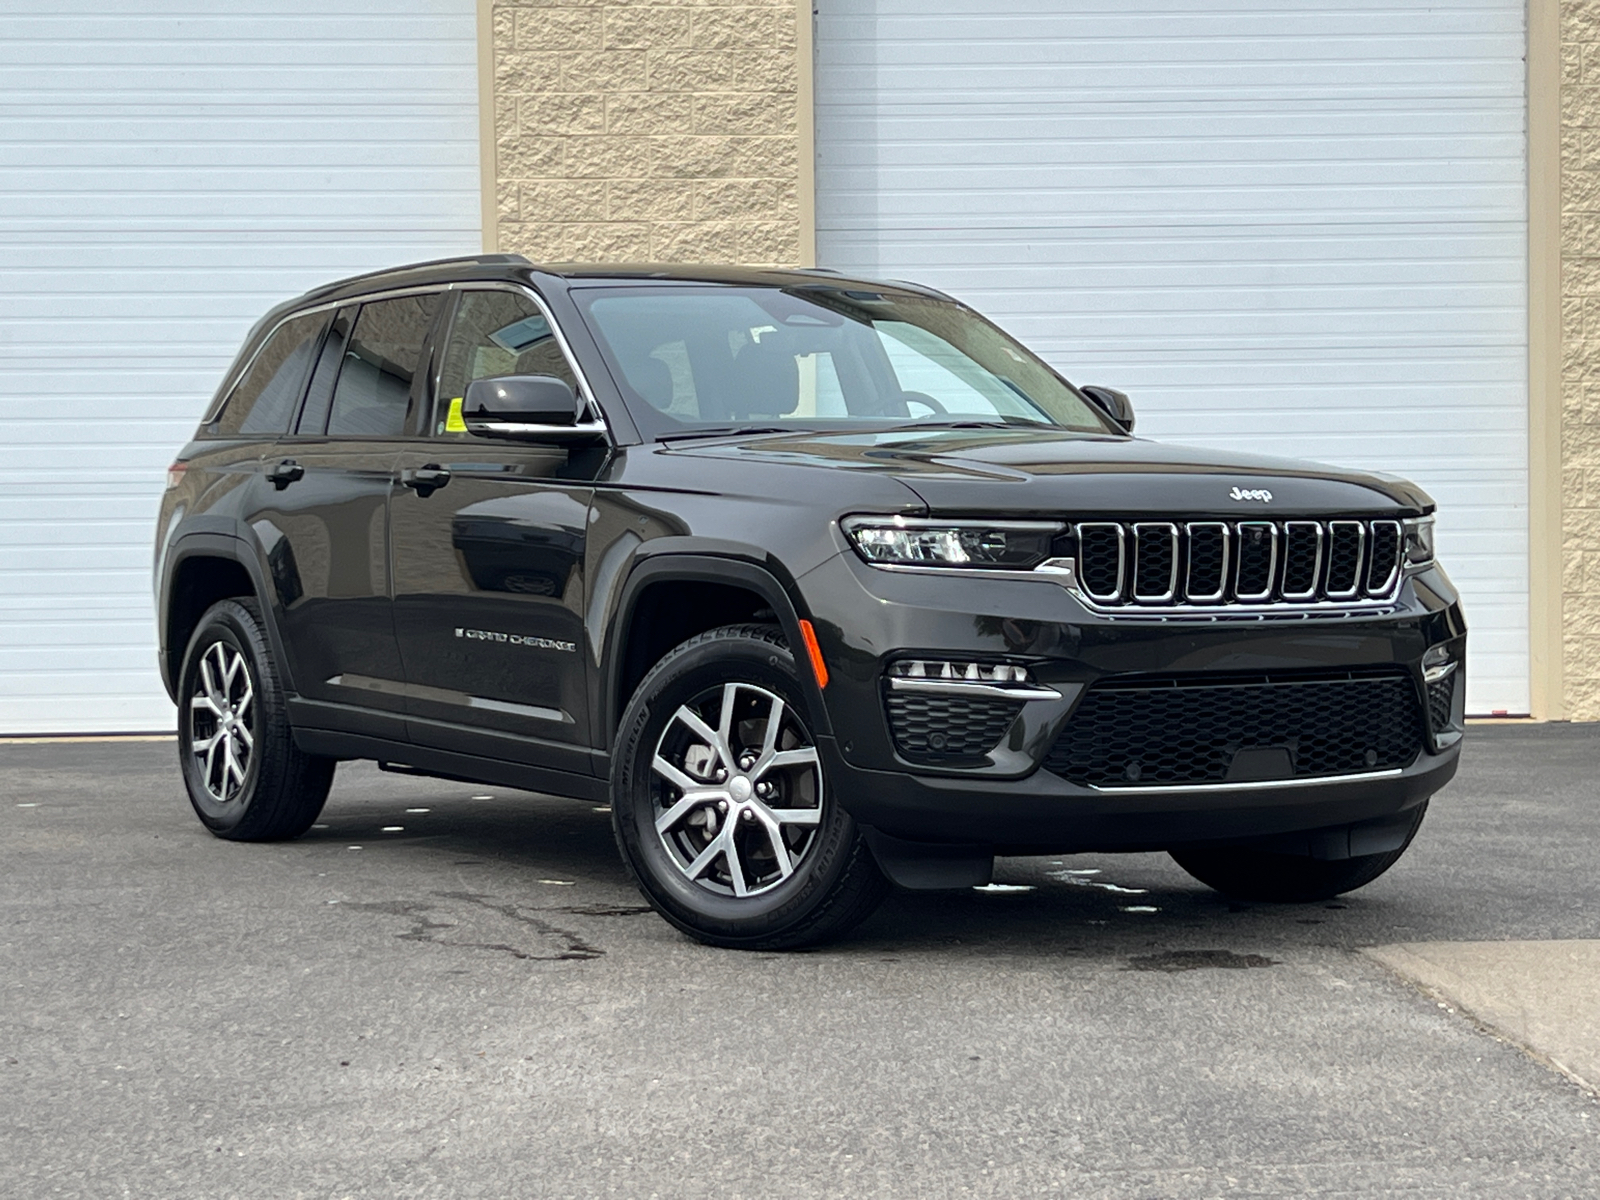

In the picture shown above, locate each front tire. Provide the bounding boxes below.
[611,624,888,950]
[1170,802,1429,902]
[177,597,334,841]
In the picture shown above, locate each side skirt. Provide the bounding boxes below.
[292,728,609,803]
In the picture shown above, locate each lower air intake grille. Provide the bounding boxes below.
[1043,670,1425,788]
[1427,675,1455,733]
[886,693,1021,764]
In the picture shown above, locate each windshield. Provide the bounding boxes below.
[571,284,1116,439]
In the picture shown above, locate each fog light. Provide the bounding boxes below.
[890,659,1032,685]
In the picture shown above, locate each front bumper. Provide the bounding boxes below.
[798,549,1466,854]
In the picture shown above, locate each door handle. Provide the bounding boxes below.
[402,465,451,498]
[266,459,304,490]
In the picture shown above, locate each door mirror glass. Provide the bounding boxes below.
[1080,385,1135,433]
[464,375,601,442]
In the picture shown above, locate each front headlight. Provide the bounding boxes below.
[842,516,1063,569]
[1403,516,1435,569]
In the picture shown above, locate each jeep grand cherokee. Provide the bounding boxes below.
[153,255,1464,948]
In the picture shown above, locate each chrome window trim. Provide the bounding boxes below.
[1325,520,1367,600]
[203,280,613,447]
[438,282,611,444]
[1131,521,1179,604]
[1233,521,1278,602]
[1076,522,1127,603]
[1280,520,1324,602]
[1183,521,1230,604]
[202,283,452,427]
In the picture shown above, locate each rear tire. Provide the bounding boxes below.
[611,624,888,950]
[177,597,334,841]
[1170,802,1429,903]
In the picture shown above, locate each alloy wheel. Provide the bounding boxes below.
[650,681,824,897]
[188,641,255,804]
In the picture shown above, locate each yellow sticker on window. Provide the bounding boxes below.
[444,397,467,433]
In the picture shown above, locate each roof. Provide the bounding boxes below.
[287,255,950,308]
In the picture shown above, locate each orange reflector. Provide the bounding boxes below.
[797,619,828,690]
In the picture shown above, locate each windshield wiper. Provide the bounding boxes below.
[657,425,792,443]
[889,416,1053,431]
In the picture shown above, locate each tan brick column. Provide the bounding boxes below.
[1562,1,1600,718]
[482,0,806,268]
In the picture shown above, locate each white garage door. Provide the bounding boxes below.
[816,0,1529,715]
[1,1,481,733]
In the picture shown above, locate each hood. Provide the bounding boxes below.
[663,427,1433,518]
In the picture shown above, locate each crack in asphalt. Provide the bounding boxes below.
[341,891,606,961]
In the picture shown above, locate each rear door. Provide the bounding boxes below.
[391,285,603,776]
[250,290,445,728]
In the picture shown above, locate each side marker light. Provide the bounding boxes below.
[797,619,828,690]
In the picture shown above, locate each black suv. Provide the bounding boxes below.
[154,255,1464,948]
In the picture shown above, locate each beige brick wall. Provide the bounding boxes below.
[1562,2,1600,718]
[488,0,803,267]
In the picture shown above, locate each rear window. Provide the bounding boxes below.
[213,310,326,437]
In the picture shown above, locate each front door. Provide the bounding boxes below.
[390,287,601,776]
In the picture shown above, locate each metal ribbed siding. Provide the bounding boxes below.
[815,0,1528,713]
[0,1,480,733]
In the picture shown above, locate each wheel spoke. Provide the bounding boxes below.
[752,810,794,880]
[759,694,785,759]
[654,790,708,835]
[190,693,223,717]
[223,738,243,794]
[722,835,749,897]
[221,646,243,691]
[202,736,222,791]
[685,830,730,881]
[755,746,819,778]
[765,805,823,827]
[233,722,254,750]
[671,706,729,770]
[717,682,740,749]
[651,754,707,795]
[199,652,220,702]
[233,681,253,722]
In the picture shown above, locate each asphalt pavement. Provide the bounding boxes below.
[3,724,1598,1198]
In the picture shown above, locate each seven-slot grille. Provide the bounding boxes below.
[1071,518,1403,608]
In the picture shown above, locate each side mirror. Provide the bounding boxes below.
[463,375,605,443]
[1080,385,1134,434]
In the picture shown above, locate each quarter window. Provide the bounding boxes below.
[214,311,326,437]
[325,293,442,438]
[434,290,579,436]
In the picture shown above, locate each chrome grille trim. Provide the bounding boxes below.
[1234,522,1278,602]
[1058,517,1408,615]
[1075,522,1126,603]
[1280,521,1324,602]
[1367,519,1403,596]
[1183,522,1230,603]
[1131,522,1179,604]
[1325,521,1366,600]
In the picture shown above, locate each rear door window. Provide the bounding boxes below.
[213,310,326,437]
[324,293,442,437]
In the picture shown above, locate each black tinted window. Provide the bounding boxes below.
[325,293,441,437]
[214,311,325,437]
[434,290,578,437]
